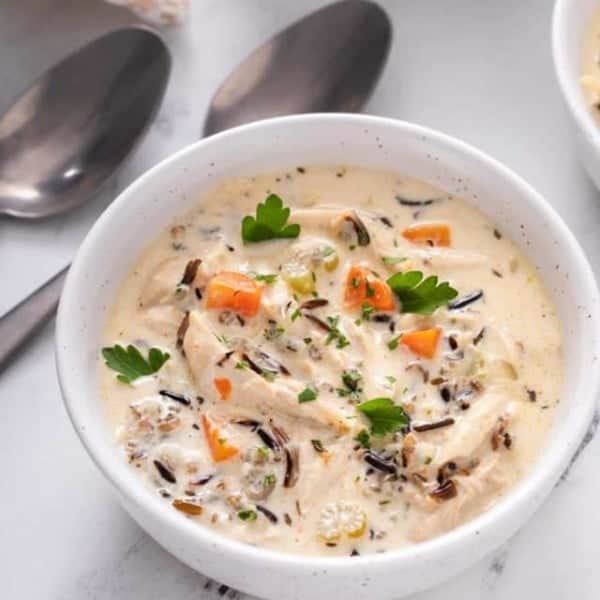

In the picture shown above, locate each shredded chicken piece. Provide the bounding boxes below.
[183,311,351,435]
[409,455,507,542]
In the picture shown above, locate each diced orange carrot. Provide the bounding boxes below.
[401,328,441,359]
[213,377,232,401]
[402,224,451,247]
[201,415,238,462]
[206,271,262,317]
[344,266,395,311]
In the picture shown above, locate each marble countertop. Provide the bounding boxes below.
[2,1,600,598]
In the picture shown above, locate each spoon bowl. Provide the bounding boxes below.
[203,0,392,135]
[0,27,171,218]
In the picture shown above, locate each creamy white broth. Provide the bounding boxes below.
[100,166,562,556]
[581,6,600,117]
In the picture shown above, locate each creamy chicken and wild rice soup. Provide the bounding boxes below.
[100,166,562,556]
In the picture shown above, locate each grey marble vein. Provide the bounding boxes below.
[484,547,509,591]
[558,409,600,484]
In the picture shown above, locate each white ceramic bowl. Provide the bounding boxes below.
[56,114,600,600]
[553,0,600,189]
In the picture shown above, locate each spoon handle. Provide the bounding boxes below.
[0,266,68,373]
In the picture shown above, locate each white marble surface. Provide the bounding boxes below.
[2,1,600,598]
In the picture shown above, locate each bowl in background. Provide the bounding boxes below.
[553,0,600,189]
[56,114,600,599]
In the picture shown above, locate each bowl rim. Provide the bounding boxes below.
[56,113,600,574]
[552,0,600,147]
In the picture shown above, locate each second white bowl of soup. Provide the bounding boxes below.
[553,0,600,189]
[56,114,600,599]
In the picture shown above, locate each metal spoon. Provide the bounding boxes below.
[204,0,391,135]
[0,27,171,219]
[0,27,171,372]
[0,0,391,373]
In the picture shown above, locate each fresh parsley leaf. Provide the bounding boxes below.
[102,344,170,384]
[357,397,409,437]
[252,273,278,284]
[241,194,300,243]
[235,360,250,370]
[387,335,402,350]
[291,308,302,321]
[381,256,407,265]
[355,429,371,448]
[298,387,318,403]
[386,270,458,315]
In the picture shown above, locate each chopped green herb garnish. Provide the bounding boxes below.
[385,375,397,385]
[360,303,375,321]
[215,334,231,347]
[387,335,402,350]
[337,369,363,398]
[337,337,351,349]
[263,473,277,487]
[298,387,318,403]
[355,429,371,449]
[365,280,375,298]
[351,277,361,288]
[291,308,302,321]
[325,315,351,349]
[253,273,278,284]
[235,360,250,370]
[342,370,362,390]
[357,397,409,437]
[238,509,257,521]
[303,337,312,345]
[319,246,335,258]
[101,344,170,384]
[381,256,407,265]
[386,270,458,315]
[257,447,270,460]
[241,194,300,243]
[264,324,285,341]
